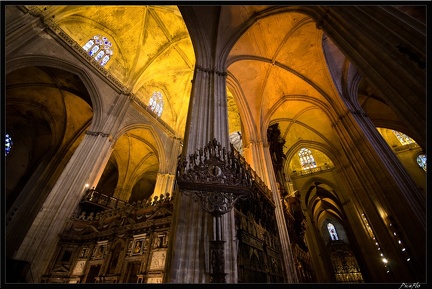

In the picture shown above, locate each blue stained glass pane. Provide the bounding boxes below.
[84,35,113,66]
[5,134,12,156]
[100,55,110,66]
[83,40,95,51]
[95,50,105,61]
[417,154,427,172]
[89,46,100,56]
[327,223,339,240]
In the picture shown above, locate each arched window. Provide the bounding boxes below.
[5,134,12,156]
[416,154,427,172]
[392,130,415,145]
[149,91,164,117]
[299,148,316,170]
[327,223,339,241]
[82,35,113,66]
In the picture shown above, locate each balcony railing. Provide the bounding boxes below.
[291,164,333,177]
[81,189,127,210]
[394,143,420,152]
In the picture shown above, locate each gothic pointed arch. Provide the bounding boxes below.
[302,180,344,225]
[106,125,163,202]
[284,141,338,181]
[5,56,103,130]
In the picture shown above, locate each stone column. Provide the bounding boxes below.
[332,107,425,282]
[151,173,176,199]
[168,63,237,282]
[14,132,114,282]
[310,6,426,149]
[302,210,335,282]
[167,6,241,283]
[5,6,46,58]
[350,109,424,281]
[12,92,131,282]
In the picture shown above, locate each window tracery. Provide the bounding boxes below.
[5,134,12,156]
[327,223,339,241]
[416,154,426,172]
[392,130,415,146]
[149,91,164,117]
[299,148,316,170]
[82,35,113,66]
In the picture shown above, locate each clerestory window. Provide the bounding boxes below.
[299,148,316,170]
[149,91,164,117]
[416,154,427,172]
[392,130,415,146]
[82,35,113,66]
[5,134,12,156]
[327,223,339,241]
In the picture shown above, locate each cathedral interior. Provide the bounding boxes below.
[3,4,426,284]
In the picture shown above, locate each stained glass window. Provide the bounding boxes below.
[299,148,316,170]
[327,223,339,241]
[392,130,415,146]
[5,134,12,156]
[417,154,426,172]
[149,91,164,117]
[82,35,113,66]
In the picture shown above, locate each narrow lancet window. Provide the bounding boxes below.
[327,223,339,240]
[5,134,12,156]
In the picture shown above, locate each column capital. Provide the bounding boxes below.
[85,130,112,141]
[195,65,227,76]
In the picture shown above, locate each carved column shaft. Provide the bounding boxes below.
[169,7,239,283]
[151,173,176,200]
[10,89,131,282]
[314,6,425,149]
[169,64,235,282]
[13,132,115,282]
[334,109,425,281]
[209,240,227,283]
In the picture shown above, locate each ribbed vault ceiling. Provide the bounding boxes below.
[225,7,345,170]
[28,5,195,201]
[18,5,399,202]
[38,5,195,136]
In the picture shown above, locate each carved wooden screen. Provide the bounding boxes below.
[125,261,141,283]
[328,241,364,283]
[43,193,173,284]
[85,265,101,283]
[234,185,284,283]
